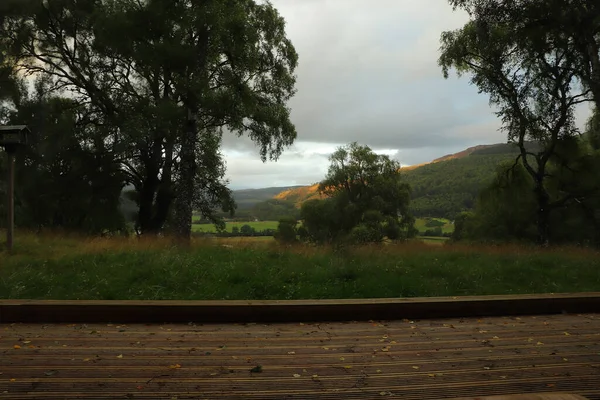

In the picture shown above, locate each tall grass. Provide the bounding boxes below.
[0,232,599,300]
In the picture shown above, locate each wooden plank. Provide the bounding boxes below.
[1,292,600,323]
[1,314,599,400]
[448,394,589,400]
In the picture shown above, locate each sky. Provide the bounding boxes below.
[222,0,593,190]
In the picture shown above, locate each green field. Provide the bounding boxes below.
[192,218,453,235]
[1,233,599,301]
[414,217,454,234]
[192,220,279,233]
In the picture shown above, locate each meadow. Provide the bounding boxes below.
[0,232,598,301]
[192,218,453,235]
[192,220,278,232]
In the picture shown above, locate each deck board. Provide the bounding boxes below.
[1,313,599,399]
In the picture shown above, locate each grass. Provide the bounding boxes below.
[192,220,279,233]
[0,232,599,301]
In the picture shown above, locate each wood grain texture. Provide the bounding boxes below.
[1,313,599,399]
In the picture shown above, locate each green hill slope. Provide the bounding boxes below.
[268,143,537,220]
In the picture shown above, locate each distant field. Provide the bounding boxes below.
[414,218,454,234]
[192,220,279,233]
[192,218,454,236]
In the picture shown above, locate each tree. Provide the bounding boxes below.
[1,0,298,242]
[300,143,416,244]
[440,1,598,245]
[239,224,256,236]
[274,216,297,244]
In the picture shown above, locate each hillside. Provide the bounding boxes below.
[271,143,534,219]
[232,185,306,209]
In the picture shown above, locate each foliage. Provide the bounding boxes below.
[0,0,298,240]
[300,143,416,245]
[441,0,600,245]
[0,84,127,234]
[274,216,298,244]
[454,137,600,247]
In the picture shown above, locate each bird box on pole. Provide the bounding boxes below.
[1,125,30,252]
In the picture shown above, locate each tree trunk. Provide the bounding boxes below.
[172,108,197,244]
[534,181,551,246]
[152,141,174,232]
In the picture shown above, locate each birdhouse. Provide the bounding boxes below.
[0,125,30,151]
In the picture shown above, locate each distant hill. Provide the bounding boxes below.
[270,142,538,219]
[232,186,307,209]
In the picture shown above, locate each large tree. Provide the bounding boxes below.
[1,0,298,241]
[440,0,599,245]
[300,143,416,245]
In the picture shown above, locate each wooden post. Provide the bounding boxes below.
[6,150,15,251]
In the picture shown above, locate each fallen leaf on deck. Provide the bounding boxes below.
[563,358,568,361]
[500,376,507,379]
[116,354,124,358]
[412,366,420,370]
[564,332,570,336]
[13,345,21,349]
[343,365,352,369]
[44,370,58,376]
[428,374,436,377]
[527,338,534,342]
[339,357,345,361]
[312,374,318,378]
[492,336,500,339]
[537,342,544,345]
[479,330,488,334]
[293,374,301,378]
[168,364,181,369]
[250,365,262,373]
[22,340,31,344]
[376,369,382,373]
[287,351,296,355]
[83,358,91,362]
[136,385,143,390]
[390,341,397,344]
[9,379,16,382]
[322,347,329,350]
[28,345,36,349]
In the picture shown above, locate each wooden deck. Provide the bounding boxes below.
[1,313,599,399]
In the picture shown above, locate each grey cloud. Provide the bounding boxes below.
[220,0,591,188]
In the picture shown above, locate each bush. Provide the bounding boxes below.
[275,217,298,244]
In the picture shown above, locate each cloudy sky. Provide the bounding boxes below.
[223,0,592,190]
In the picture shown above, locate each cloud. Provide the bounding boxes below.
[222,0,592,189]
